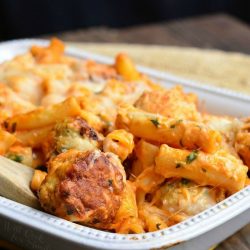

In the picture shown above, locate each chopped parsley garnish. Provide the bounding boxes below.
[108,179,113,186]
[66,206,74,215]
[156,223,161,230]
[58,145,69,153]
[95,89,103,94]
[93,218,100,224]
[176,162,182,168]
[181,178,190,185]
[106,121,112,127]
[36,165,47,171]
[186,150,199,164]
[170,119,183,129]
[8,154,23,163]
[150,118,160,127]
[196,125,202,130]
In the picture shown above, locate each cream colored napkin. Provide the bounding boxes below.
[69,42,250,95]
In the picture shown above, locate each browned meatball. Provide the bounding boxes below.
[38,149,126,229]
[42,117,102,163]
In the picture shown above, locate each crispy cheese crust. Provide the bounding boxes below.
[135,86,200,121]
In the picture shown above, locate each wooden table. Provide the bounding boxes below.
[2,13,249,250]
[54,13,250,54]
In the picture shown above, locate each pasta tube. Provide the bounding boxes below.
[135,139,159,168]
[0,129,16,155]
[15,126,53,148]
[31,38,65,64]
[113,181,144,233]
[116,105,221,153]
[30,170,47,192]
[5,97,81,131]
[103,129,134,161]
[130,159,144,179]
[135,166,165,193]
[155,144,248,193]
[115,53,141,81]
[138,202,169,231]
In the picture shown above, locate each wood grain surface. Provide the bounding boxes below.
[54,13,250,54]
[1,13,249,250]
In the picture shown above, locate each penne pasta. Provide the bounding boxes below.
[135,139,159,168]
[138,202,169,231]
[30,170,47,192]
[31,38,65,64]
[5,97,81,131]
[15,126,53,148]
[135,166,165,193]
[0,129,16,154]
[103,129,134,161]
[155,144,248,193]
[116,105,222,153]
[115,53,141,81]
[112,181,144,234]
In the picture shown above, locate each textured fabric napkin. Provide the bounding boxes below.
[69,42,250,95]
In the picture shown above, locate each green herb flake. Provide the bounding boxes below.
[196,125,202,130]
[176,162,182,168]
[8,154,23,163]
[36,165,47,171]
[93,218,100,224]
[60,147,68,153]
[95,89,103,94]
[66,206,74,215]
[108,179,113,186]
[186,150,199,164]
[170,119,183,129]
[156,223,161,230]
[181,178,190,185]
[106,121,112,127]
[150,118,160,128]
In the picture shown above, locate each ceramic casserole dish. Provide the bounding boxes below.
[0,39,249,250]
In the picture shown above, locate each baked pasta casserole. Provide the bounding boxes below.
[0,38,249,233]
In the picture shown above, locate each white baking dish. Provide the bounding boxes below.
[0,39,249,250]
